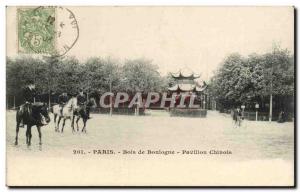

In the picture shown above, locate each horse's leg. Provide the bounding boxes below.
[37,126,42,145]
[57,116,62,132]
[15,122,20,145]
[71,115,75,132]
[54,114,57,131]
[26,126,29,145]
[15,124,20,145]
[76,116,80,132]
[26,126,32,146]
[81,118,87,133]
[71,115,74,131]
[29,126,32,146]
[61,118,66,133]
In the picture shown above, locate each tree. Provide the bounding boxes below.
[55,56,81,94]
[121,58,164,94]
[208,53,246,109]
[6,56,45,107]
[209,48,294,115]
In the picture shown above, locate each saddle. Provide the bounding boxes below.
[74,103,86,115]
[59,103,67,115]
[19,102,45,127]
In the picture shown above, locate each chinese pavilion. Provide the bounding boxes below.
[168,68,207,94]
[168,68,207,116]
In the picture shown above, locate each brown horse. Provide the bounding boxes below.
[72,97,96,133]
[15,102,50,146]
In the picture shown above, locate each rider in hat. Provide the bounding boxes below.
[58,92,69,116]
[77,89,86,105]
[20,80,38,127]
[76,89,90,119]
[23,80,37,104]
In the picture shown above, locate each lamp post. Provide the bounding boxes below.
[269,75,273,122]
[255,103,259,121]
[241,104,245,118]
[13,95,15,109]
[268,45,277,122]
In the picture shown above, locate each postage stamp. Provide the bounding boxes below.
[17,6,79,56]
[18,7,56,54]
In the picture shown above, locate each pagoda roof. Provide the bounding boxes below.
[168,83,207,92]
[171,68,200,79]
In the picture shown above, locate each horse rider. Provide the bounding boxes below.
[20,80,38,127]
[233,107,241,121]
[237,108,242,119]
[76,89,90,119]
[58,92,69,116]
[23,81,37,104]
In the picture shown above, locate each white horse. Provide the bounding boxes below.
[52,97,77,132]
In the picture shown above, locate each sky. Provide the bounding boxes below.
[7,6,294,81]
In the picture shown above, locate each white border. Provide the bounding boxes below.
[1,0,299,191]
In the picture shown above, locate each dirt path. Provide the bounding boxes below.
[6,110,294,186]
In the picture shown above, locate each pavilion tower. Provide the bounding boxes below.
[168,68,207,94]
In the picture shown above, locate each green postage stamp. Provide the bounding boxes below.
[18,7,56,54]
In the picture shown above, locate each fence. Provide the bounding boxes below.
[90,107,145,115]
[169,108,207,117]
[242,111,293,121]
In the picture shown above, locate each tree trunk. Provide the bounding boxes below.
[136,104,140,116]
[269,93,273,122]
[13,95,16,109]
[48,91,51,107]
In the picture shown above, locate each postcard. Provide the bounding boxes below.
[6,6,295,186]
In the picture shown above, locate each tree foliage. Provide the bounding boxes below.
[6,56,166,99]
[208,48,294,110]
[121,59,166,94]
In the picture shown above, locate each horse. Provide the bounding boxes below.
[72,97,96,133]
[52,97,77,133]
[15,102,50,146]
